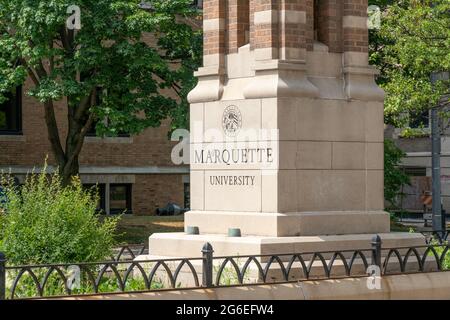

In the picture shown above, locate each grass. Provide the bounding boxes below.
[112,214,184,245]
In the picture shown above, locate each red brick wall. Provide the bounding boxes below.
[316,0,343,53]
[253,0,279,52]
[0,80,181,168]
[0,69,187,217]
[343,0,369,53]
[227,0,250,53]
[203,0,226,57]
[133,174,185,216]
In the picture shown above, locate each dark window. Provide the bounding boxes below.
[409,110,430,129]
[193,0,203,9]
[403,167,427,177]
[110,184,132,214]
[0,86,22,134]
[84,184,106,213]
[184,183,190,209]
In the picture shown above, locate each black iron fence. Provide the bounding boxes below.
[421,230,450,244]
[111,245,147,261]
[0,235,449,300]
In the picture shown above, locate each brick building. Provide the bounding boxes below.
[0,72,190,215]
[0,7,202,216]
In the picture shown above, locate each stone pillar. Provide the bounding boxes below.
[144,0,425,261]
[244,0,318,99]
[342,0,384,101]
[343,0,369,65]
[202,0,226,67]
[227,0,250,53]
[279,0,307,61]
[188,0,226,103]
[316,0,343,53]
[252,0,279,61]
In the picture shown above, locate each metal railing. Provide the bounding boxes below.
[111,245,147,261]
[421,230,450,244]
[0,235,449,300]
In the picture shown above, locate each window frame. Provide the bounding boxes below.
[109,183,132,215]
[0,86,23,135]
[402,167,427,177]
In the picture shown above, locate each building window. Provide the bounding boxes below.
[403,167,427,177]
[84,184,106,213]
[110,184,132,214]
[184,183,190,209]
[0,86,22,134]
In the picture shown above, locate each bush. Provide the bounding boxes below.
[0,168,120,265]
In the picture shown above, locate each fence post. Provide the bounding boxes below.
[202,243,214,287]
[0,252,6,300]
[371,235,382,272]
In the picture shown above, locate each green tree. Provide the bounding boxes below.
[384,139,410,208]
[369,0,449,127]
[0,0,202,185]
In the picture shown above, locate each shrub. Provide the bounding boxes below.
[0,167,120,265]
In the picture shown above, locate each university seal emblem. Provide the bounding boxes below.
[222,105,242,137]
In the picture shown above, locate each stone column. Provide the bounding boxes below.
[188,0,226,103]
[252,0,279,61]
[342,0,384,101]
[279,0,307,61]
[316,0,343,53]
[244,0,318,99]
[227,0,250,53]
[202,0,226,67]
[343,0,369,66]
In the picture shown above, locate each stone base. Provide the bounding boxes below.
[145,232,425,259]
[184,211,391,237]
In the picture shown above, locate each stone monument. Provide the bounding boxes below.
[147,0,424,259]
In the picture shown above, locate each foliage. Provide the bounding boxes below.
[0,0,202,184]
[0,167,119,265]
[214,258,252,286]
[384,139,410,208]
[398,127,430,139]
[369,0,450,127]
[428,240,450,271]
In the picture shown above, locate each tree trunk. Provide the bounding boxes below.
[43,98,89,187]
[60,157,80,186]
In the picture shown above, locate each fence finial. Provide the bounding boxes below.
[371,235,382,271]
[202,243,214,287]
